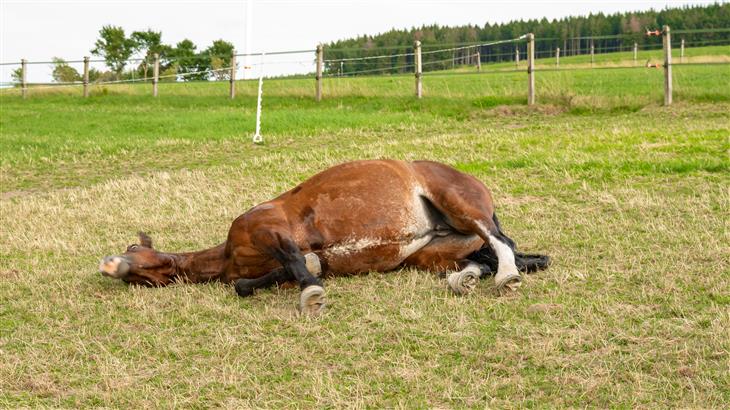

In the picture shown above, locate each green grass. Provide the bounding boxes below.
[1,46,729,407]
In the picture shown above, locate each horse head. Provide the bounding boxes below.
[99,232,176,285]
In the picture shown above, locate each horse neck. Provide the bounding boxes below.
[170,243,227,283]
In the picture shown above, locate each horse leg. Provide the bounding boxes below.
[253,230,326,315]
[234,253,322,297]
[415,167,522,293]
[235,267,293,297]
[403,234,489,295]
[436,204,522,293]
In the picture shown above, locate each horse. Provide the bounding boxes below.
[99,159,549,315]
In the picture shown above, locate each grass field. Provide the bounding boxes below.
[1,47,729,407]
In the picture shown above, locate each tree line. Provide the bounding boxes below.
[324,3,730,75]
[13,26,236,84]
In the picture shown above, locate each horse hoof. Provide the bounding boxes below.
[304,253,322,277]
[299,285,326,316]
[234,279,255,298]
[447,269,480,295]
[495,273,522,295]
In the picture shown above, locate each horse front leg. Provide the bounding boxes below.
[254,230,327,315]
[235,253,322,297]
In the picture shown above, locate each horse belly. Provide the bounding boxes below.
[321,234,434,275]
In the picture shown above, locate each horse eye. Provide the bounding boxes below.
[128,244,139,251]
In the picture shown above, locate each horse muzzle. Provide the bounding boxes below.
[99,256,131,279]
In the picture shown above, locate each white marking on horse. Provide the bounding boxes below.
[397,187,436,258]
[323,238,383,257]
[487,233,519,284]
[399,233,434,258]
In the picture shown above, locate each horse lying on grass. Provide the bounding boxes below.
[99,160,549,315]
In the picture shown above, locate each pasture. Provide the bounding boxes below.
[1,48,729,407]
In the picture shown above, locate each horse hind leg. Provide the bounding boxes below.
[422,192,523,293]
[467,213,551,274]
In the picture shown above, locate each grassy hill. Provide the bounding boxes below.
[0,45,728,407]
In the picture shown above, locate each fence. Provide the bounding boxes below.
[2,27,729,106]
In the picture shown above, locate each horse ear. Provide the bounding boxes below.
[138,231,153,248]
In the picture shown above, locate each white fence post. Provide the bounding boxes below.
[415,40,422,98]
[680,38,685,63]
[21,59,27,99]
[83,56,90,98]
[153,53,159,97]
[590,40,595,66]
[527,33,535,105]
[515,45,520,67]
[315,44,323,102]
[556,47,560,67]
[229,51,236,99]
[663,26,672,106]
[633,42,638,65]
[476,50,481,71]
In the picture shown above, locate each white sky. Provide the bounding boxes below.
[0,0,721,82]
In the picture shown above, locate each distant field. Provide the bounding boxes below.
[0,45,728,407]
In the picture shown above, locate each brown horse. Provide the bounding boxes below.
[99,160,549,315]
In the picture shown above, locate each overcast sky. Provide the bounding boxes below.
[0,0,721,82]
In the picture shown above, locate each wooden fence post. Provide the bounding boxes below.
[680,38,685,63]
[229,51,236,99]
[633,42,638,65]
[415,40,422,98]
[83,56,90,97]
[515,45,520,67]
[556,47,560,67]
[527,33,535,105]
[152,53,159,97]
[590,40,595,66]
[21,59,27,99]
[476,50,481,71]
[663,25,672,106]
[315,44,323,102]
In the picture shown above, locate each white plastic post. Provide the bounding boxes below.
[252,53,265,144]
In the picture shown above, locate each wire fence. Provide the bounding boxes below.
[1,27,728,105]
